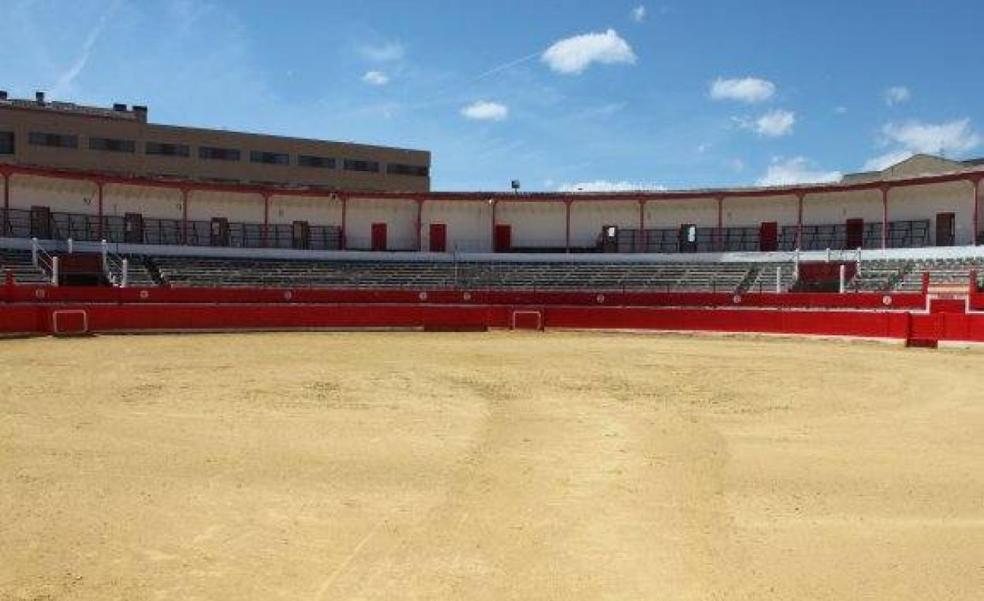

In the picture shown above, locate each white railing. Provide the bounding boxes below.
[31,238,58,286]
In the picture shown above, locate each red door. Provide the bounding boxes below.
[936,212,955,246]
[371,222,387,251]
[429,223,447,252]
[759,221,778,252]
[845,218,864,249]
[494,224,511,253]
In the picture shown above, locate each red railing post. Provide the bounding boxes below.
[796,192,805,250]
[716,195,724,251]
[973,176,981,246]
[340,194,347,250]
[261,191,271,248]
[416,198,424,252]
[881,185,890,250]
[564,198,572,253]
[181,187,190,245]
[1,167,9,236]
[95,179,104,240]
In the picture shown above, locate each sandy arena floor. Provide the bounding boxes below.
[1,331,982,600]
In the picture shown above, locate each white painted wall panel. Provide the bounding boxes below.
[570,201,638,247]
[890,181,975,245]
[268,195,341,227]
[803,189,882,224]
[9,175,98,214]
[186,190,264,223]
[723,195,798,227]
[421,200,492,252]
[104,184,183,220]
[496,201,566,248]
[645,197,717,229]
[346,197,417,250]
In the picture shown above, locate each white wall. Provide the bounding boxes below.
[570,200,638,247]
[421,199,492,252]
[645,197,718,229]
[346,197,417,250]
[803,189,882,224]
[890,180,975,245]
[268,194,341,227]
[723,194,798,227]
[9,174,98,214]
[186,190,264,223]
[104,184,184,220]
[496,201,566,248]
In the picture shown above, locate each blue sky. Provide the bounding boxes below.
[2,0,983,191]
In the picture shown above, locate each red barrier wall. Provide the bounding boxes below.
[3,285,984,344]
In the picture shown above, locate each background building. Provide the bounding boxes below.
[0,91,430,193]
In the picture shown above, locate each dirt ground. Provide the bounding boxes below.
[1,331,982,600]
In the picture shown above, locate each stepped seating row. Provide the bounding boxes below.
[151,256,766,292]
[0,250,49,284]
[852,258,984,292]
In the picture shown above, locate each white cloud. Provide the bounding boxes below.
[461,100,508,121]
[753,109,796,137]
[359,41,404,62]
[756,157,841,187]
[863,150,915,172]
[361,70,389,86]
[881,119,980,154]
[709,77,775,103]
[51,0,123,97]
[834,105,848,115]
[883,86,911,106]
[541,29,636,75]
[631,5,646,22]
[557,180,665,192]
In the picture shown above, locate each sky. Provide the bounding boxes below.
[1,0,983,192]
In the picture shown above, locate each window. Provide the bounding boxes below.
[146,142,190,157]
[343,158,380,173]
[298,154,336,169]
[386,163,429,177]
[89,137,135,153]
[249,150,290,165]
[0,131,13,154]
[28,131,78,149]
[198,146,241,161]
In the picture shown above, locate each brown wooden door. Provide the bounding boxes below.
[210,217,229,247]
[494,224,511,253]
[679,224,697,253]
[371,223,387,251]
[30,206,51,239]
[935,212,955,246]
[124,213,144,244]
[759,221,778,252]
[429,223,447,252]
[292,220,309,250]
[845,218,864,249]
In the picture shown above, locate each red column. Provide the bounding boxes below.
[181,188,189,245]
[881,186,889,249]
[340,194,347,250]
[262,192,271,248]
[95,180,104,240]
[1,169,9,235]
[416,198,424,251]
[716,195,724,251]
[490,199,498,252]
[638,199,645,253]
[564,199,572,253]
[973,177,981,247]
[796,192,805,250]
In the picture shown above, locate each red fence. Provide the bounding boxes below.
[3,284,984,344]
